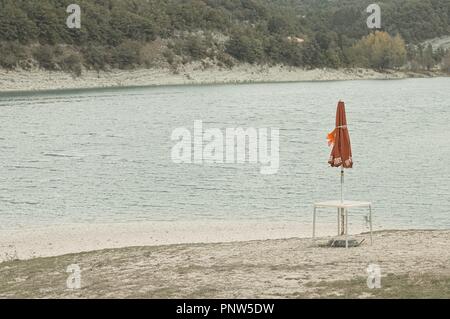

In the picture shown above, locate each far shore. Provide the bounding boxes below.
[0,64,447,93]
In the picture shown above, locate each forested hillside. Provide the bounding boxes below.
[0,0,449,74]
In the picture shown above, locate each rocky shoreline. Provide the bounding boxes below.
[0,64,444,93]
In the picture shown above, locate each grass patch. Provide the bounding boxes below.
[308,273,450,298]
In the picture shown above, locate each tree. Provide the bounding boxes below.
[442,51,450,73]
[226,32,263,64]
[421,44,435,70]
[349,31,406,70]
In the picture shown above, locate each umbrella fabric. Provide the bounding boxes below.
[327,101,353,168]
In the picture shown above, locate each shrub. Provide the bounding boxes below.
[33,45,56,70]
[112,41,142,69]
[163,48,176,65]
[184,35,208,60]
[225,33,264,64]
[0,42,28,69]
[170,35,210,61]
[139,41,164,68]
[0,51,17,69]
[60,53,83,76]
[83,45,109,70]
[216,51,235,68]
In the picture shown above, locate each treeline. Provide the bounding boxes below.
[0,0,449,74]
[283,0,450,43]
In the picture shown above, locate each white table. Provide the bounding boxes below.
[313,200,373,248]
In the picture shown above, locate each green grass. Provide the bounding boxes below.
[308,273,450,298]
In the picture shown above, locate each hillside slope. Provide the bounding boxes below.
[0,0,449,73]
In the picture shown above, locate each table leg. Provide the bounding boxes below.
[345,208,348,249]
[337,208,340,235]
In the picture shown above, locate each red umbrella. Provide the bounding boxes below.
[327,101,353,170]
[327,101,353,234]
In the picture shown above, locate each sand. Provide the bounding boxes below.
[0,64,435,93]
[0,229,449,298]
[0,220,371,262]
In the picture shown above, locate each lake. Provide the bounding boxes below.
[1,78,449,230]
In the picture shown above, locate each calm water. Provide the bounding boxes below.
[1,78,449,230]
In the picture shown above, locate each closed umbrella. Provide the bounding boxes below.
[327,100,353,234]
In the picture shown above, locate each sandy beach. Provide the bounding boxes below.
[0,221,372,262]
[3,221,448,298]
[0,64,439,93]
[0,229,448,298]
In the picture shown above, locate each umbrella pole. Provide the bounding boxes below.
[340,167,345,235]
